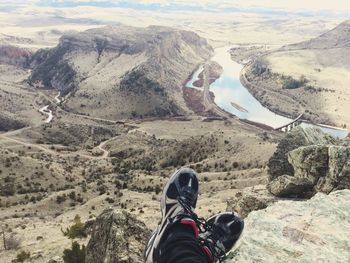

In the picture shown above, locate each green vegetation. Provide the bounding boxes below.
[61,215,87,262]
[62,215,87,239]
[120,69,166,96]
[63,241,86,263]
[16,251,31,262]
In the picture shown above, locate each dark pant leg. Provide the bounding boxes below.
[158,224,209,263]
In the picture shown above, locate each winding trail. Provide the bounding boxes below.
[0,89,131,159]
[54,92,62,104]
[39,105,53,123]
[96,139,111,158]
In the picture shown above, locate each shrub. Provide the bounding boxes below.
[105,197,115,204]
[154,185,162,195]
[16,251,31,262]
[68,191,76,200]
[56,194,67,204]
[282,75,307,89]
[62,215,86,239]
[1,182,15,196]
[63,241,86,263]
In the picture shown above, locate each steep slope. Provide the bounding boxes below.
[0,52,43,130]
[0,45,31,68]
[30,25,213,119]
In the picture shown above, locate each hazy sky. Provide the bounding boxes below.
[1,0,350,17]
[139,0,350,11]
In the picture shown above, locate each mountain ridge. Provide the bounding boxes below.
[29,25,213,119]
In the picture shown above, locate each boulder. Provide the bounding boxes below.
[320,146,350,193]
[288,145,329,184]
[228,190,350,263]
[226,185,278,218]
[286,145,350,195]
[266,175,314,198]
[267,127,335,181]
[86,209,151,263]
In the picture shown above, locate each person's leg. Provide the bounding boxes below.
[144,168,211,263]
[143,168,244,263]
[158,224,210,263]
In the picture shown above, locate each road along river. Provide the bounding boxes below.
[186,46,349,139]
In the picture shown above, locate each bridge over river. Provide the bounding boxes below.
[274,113,303,132]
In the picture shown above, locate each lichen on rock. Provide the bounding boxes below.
[267,127,335,181]
[267,127,350,197]
[226,185,278,218]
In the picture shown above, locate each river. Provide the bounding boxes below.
[186,46,349,139]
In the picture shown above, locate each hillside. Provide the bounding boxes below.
[282,19,350,50]
[0,45,31,68]
[241,20,350,128]
[0,116,277,262]
[0,58,44,130]
[29,25,213,120]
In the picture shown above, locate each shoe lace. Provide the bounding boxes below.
[177,196,227,263]
[177,195,207,227]
[201,223,227,262]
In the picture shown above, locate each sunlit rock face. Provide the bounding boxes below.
[228,190,350,263]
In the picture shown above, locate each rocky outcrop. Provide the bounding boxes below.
[226,185,278,218]
[327,146,350,191]
[288,145,329,184]
[286,145,350,194]
[86,209,151,263]
[266,175,314,198]
[229,190,350,263]
[267,127,335,181]
[267,128,350,197]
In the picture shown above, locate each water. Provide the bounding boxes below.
[186,46,349,139]
[187,65,204,90]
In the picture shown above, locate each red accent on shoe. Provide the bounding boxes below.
[201,245,214,262]
[180,219,199,238]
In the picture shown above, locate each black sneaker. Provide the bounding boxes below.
[200,212,244,262]
[144,167,199,263]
